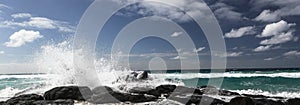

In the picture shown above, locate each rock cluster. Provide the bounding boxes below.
[1,84,299,105]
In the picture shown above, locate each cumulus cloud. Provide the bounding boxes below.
[284,51,300,56]
[254,10,281,22]
[4,29,43,47]
[170,32,183,37]
[114,0,212,22]
[1,13,75,33]
[11,13,32,18]
[254,20,297,52]
[225,26,255,38]
[258,20,295,37]
[212,3,243,21]
[252,0,300,22]
[253,45,272,52]
[193,47,205,53]
[260,30,295,45]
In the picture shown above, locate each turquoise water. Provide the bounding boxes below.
[0,69,300,99]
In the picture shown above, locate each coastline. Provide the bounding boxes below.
[1,85,299,105]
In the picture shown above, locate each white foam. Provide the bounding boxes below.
[231,89,300,98]
[153,72,300,79]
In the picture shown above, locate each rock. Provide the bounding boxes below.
[5,94,44,105]
[33,99,74,105]
[44,86,92,101]
[286,98,300,105]
[89,89,157,104]
[229,97,255,105]
[156,85,177,94]
[173,86,203,95]
[136,71,148,80]
[169,95,226,105]
[242,94,269,98]
[199,85,219,95]
[89,86,157,104]
[219,90,240,96]
[254,99,285,105]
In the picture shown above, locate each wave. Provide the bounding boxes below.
[231,89,300,98]
[153,72,300,79]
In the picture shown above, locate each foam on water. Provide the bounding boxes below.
[231,89,300,98]
[158,72,300,79]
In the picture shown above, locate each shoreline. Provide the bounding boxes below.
[1,85,299,105]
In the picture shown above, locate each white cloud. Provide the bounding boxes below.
[258,20,295,37]
[215,52,243,57]
[114,0,210,22]
[264,57,275,61]
[212,3,243,20]
[253,45,272,52]
[225,26,255,38]
[170,32,183,37]
[284,51,300,56]
[260,30,295,45]
[252,0,300,22]
[4,29,43,47]
[11,13,32,18]
[1,14,75,33]
[0,51,4,54]
[193,47,205,53]
[254,10,281,22]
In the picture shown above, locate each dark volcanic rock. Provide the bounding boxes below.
[5,94,44,105]
[242,94,270,98]
[229,97,255,105]
[169,95,226,105]
[33,99,74,105]
[219,90,240,96]
[44,86,92,101]
[199,85,219,95]
[254,99,285,105]
[89,86,157,104]
[136,71,148,80]
[286,98,300,105]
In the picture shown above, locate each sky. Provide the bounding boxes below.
[0,0,299,73]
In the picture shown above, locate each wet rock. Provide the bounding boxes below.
[44,86,92,101]
[5,94,44,105]
[229,97,255,105]
[242,94,269,98]
[254,99,285,105]
[89,86,157,104]
[199,85,219,95]
[173,86,203,95]
[33,99,74,105]
[219,90,240,96]
[286,98,300,105]
[169,95,226,105]
[136,71,148,80]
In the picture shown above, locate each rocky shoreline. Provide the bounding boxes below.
[1,84,299,105]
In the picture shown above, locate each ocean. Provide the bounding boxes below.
[1,69,300,101]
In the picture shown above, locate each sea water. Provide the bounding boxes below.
[0,40,299,101]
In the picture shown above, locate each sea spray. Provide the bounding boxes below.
[33,38,183,92]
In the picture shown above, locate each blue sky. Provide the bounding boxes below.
[0,0,299,73]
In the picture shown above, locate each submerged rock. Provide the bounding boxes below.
[44,86,92,101]
[5,94,44,105]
